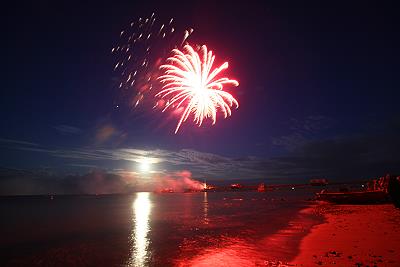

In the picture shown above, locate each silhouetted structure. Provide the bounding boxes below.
[388,174,400,208]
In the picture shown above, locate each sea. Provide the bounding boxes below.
[0,188,324,266]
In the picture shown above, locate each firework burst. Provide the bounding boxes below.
[157,44,239,133]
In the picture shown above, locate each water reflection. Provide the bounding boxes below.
[126,192,152,267]
[203,192,209,224]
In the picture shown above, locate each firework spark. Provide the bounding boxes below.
[112,13,194,108]
[157,44,239,133]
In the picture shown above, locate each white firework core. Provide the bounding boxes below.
[157,44,239,133]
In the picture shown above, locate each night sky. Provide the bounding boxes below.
[1,1,399,194]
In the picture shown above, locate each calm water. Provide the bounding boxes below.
[0,190,321,266]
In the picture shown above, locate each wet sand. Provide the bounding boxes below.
[291,203,400,266]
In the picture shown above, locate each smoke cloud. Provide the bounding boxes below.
[0,168,205,195]
[151,170,204,192]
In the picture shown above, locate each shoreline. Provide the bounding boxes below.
[175,201,324,266]
[258,203,324,265]
[291,203,400,266]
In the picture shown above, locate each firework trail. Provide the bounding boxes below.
[112,13,193,108]
[157,44,239,133]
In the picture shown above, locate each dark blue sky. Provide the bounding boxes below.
[1,1,399,194]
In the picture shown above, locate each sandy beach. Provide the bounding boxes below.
[291,203,400,266]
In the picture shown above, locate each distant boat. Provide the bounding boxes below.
[316,190,389,204]
[230,183,243,190]
[257,183,266,192]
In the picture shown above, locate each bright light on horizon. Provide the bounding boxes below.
[138,158,153,173]
[140,161,151,172]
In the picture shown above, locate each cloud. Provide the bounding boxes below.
[272,115,333,151]
[0,168,137,195]
[3,117,400,187]
[0,137,38,147]
[91,122,128,146]
[95,124,115,143]
[54,125,82,135]
[271,133,400,179]
[268,116,400,180]
[272,133,307,151]
[2,140,273,181]
[49,147,265,180]
[66,163,99,168]
[0,168,206,195]
[289,115,332,134]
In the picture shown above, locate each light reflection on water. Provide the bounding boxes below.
[126,192,152,267]
[0,190,320,266]
[203,192,209,224]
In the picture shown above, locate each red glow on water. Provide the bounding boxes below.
[175,238,265,267]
